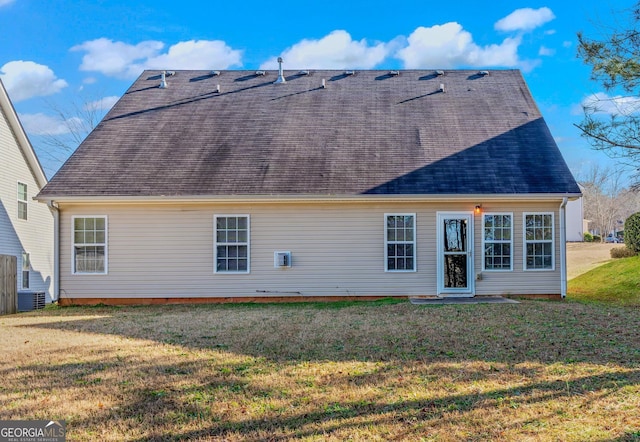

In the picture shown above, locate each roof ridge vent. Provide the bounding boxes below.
[389,70,400,76]
[436,70,445,76]
[255,70,266,76]
[159,71,168,89]
[210,70,220,76]
[344,70,355,76]
[274,57,286,84]
[438,83,445,93]
[479,70,489,76]
[298,70,310,76]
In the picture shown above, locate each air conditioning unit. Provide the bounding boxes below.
[274,251,292,268]
[17,291,46,312]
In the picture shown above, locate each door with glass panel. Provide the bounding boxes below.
[437,213,474,296]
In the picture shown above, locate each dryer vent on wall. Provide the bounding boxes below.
[274,251,292,268]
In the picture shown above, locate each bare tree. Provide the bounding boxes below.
[578,165,631,240]
[35,92,116,174]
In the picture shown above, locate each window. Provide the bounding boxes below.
[483,213,512,271]
[17,182,27,220]
[385,214,416,272]
[73,217,107,274]
[524,213,554,270]
[22,252,30,289]
[215,215,249,273]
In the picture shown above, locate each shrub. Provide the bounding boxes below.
[610,247,637,259]
[583,232,594,242]
[592,235,601,243]
[624,212,640,253]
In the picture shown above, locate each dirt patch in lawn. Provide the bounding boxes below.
[566,242,620,280]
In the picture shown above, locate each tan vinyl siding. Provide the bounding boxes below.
[474,201,561,296]
[0,105,54,299]
[58,200,564,299]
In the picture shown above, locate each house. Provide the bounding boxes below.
[36,68,581,305]
[565,184,585,242]
[0,78,54,302]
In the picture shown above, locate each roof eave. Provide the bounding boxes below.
[36,192,583,205]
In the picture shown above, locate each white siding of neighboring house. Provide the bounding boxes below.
[0,102,54,301]
[565,196,584,242]
[57,200,564,300]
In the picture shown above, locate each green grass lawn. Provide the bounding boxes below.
[1,299,638,441]
[568,255,640,306]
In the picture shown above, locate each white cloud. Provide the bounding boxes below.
[259,30,391,70]
[563,41,573,48]
[18,113,81,136]
[0,61,68,102]
[538,46,555,56]
[494,7,555,32]
[84,95,119,112]
[396,22,530,70]
[72,38,242,79]
[0,0,15,7]
[576,92,640,116]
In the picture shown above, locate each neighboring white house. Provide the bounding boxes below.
[37,69,581,305]
[0,79,54,301]
[565,185,585,242]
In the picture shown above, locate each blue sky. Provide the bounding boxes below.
[0,0,634,180]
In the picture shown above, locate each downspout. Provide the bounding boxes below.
[48,201,60,302]
[559,197,568,299]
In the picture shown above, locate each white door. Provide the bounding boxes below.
[437,212,474,296]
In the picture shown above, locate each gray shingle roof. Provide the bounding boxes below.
[38,69,580,198]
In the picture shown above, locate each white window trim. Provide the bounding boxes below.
[482,212,514,272]
[523,212,555,272]
[384,213,417,272]
[17,181,28,220]
[214,214,250,274]
[71,216,108,275]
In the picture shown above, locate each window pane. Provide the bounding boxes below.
[18,183,27,200]
[385,215,415,271]
[215,217,249,272]
[445,255,467,288]
[405,258,414,270]
[387,228,396,241]
[18,202,27,220]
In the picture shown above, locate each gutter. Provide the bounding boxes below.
[48,201,60,302]
[559,197,568,299]
[36,193,584,205]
